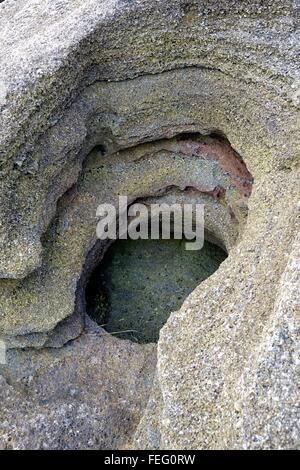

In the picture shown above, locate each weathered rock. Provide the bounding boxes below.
[0,0,297,278]
[0,0,299,450]
[0,321,156,450]
[135,181,300,449]
[0,132,248,348]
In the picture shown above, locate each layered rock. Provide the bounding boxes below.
[0,0,299,450]
[0,91,252,348]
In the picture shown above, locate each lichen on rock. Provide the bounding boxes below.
[0,0,299,450]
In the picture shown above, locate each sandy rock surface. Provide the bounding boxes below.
[0,0,299,449]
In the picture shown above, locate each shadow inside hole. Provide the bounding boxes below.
[93,144,107,155]
[85,237,227,343]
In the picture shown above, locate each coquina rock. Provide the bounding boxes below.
[0,0,299,449]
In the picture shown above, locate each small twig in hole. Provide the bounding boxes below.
[108,329,139,336]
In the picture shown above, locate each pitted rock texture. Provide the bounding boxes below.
[0,322,156,450]
[0,133,248,348]
[0,0,299,450]
[135,187,300,449]
[0,0,298,278]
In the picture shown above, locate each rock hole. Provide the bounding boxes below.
[85,237,227,343]
[93,144,107,156]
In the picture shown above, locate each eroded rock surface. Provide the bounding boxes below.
[0,323,156,450]
[0,0,299,450]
